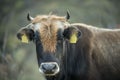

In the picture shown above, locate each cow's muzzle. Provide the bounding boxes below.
[39,62,60,76]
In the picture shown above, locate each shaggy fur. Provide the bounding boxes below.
[32,15,67,52]
[70,23,120,80]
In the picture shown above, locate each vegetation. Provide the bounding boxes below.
[0,0,120,80]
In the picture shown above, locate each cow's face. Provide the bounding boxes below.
[17,12,81,76]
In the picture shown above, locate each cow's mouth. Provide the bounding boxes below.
[39,69,59,76]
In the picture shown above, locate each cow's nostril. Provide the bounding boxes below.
[42,63,56,71]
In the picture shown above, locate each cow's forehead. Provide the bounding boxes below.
[32,15,67,53]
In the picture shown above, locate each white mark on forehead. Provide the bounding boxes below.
[56,21,64,29]
[34,23,41,31]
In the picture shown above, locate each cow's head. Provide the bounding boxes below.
[17,12,81,76]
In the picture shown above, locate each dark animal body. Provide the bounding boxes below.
[17,13,120,80]
[64,23,120,80]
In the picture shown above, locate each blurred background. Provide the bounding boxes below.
[0,0,120,80]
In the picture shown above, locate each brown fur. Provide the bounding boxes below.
[32,15,67,52]
[72,23,120,76]
[39,22,58,52]
[32,15,66,23]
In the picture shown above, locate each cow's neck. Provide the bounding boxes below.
[62,41,90,80]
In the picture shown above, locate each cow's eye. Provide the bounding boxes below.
[57,40,62,44]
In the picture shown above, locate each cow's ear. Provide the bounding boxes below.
[21,29,34,43]
[63,27,81,43]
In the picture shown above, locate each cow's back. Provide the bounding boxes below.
[92,28,120,80]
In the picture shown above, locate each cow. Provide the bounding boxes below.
[17,12,120,80]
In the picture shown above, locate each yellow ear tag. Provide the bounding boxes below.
[21,34,29,43]
[70,33,78,43]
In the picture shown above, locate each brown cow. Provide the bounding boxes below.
[17,12,120,80]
